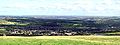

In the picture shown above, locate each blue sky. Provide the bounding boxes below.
[0,0,120,16]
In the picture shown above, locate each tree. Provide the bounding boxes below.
[0,29,7,36]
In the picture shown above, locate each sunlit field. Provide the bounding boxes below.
[0,36,120,45]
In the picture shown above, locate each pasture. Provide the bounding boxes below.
[0,36,120,45]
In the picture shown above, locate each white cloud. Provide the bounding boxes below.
[7,3,30,9]
[0,0,120,16]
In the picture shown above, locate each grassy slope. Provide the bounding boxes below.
[0,36,120,45]
[104,32,120,34]
[0,19,28,26]
[0,29,6,31]
[0,20,16,25]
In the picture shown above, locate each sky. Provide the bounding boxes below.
[0,0,120,16]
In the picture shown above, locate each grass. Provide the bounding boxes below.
[104,32,120,34]
[0,29,6,31]
[0,19,16,25]
[0,36,120,45]
[0,19,29,26]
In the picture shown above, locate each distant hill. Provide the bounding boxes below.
[0,20,16,25]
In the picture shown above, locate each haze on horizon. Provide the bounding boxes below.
[0,0,120,16]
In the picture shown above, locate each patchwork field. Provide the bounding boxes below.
[0,36,120,45]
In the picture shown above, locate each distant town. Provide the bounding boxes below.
[0,16,120,36]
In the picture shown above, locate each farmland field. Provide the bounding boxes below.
[0,36,120,45]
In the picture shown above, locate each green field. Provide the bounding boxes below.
[0,36,120,45]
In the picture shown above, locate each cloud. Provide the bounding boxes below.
[0,0,120,16]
